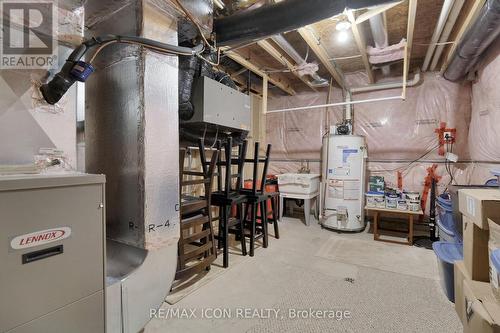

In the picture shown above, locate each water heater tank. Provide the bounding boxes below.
[321,133,367,231]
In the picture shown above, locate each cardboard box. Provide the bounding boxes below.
[461,279,500,333]
[454,261,471,324]
[464,217,490,281]
[458,189,500,229]
[489,218,500,256]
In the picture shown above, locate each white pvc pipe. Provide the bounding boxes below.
[267,95,404,113]
[422,0,455,71]
[345,92,352,121]
[350,70,421,94]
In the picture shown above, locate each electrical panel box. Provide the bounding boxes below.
[0,173,106,333]
[189,76,251,131]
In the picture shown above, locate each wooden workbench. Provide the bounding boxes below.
[365,206,424,246]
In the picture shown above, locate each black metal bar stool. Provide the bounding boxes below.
[240,142,278,256]
[209,138,248,268]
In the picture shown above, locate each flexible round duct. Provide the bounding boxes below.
[444,0,500,81]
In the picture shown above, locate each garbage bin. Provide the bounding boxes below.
[432,241,463,302]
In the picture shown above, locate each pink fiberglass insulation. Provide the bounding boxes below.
[346,72,471,160]
[366,39,406,64]
[470,42,500,162]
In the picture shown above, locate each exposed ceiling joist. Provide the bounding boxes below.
[440,0,487,73]
[429,0,465,71]
[355,1,404,24]
[347,10,375,84]
[224,51,296,95]
[230,71,263,96]
[230,67,248,78]
[421,0,455,71]
[403,0,418,99]
[256,39,317,92]
[297,27,345,89]
[219,65,264,96]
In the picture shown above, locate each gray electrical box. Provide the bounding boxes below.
[0,173,106,333]
[189,76,251,131]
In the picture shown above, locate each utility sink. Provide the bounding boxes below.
[277,173,320,195]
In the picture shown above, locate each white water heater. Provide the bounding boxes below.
[321,132,367,231]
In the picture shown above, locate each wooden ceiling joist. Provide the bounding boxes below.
[256,39,317,92]
[346,10,375,84]
[405,0,417,76]
[230,72,263,96]
[403,0,417,99]
[355,1,403,24]
[230,67,248,79]
[297,27,346,89]
[440,0,487,73]
[224,51,296,95]
[218,65,263,96]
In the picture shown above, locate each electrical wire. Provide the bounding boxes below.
[211,127,219,149]
[416,41,456,46]
[88,39,203,65]
[121,40,201,56]
[217,72,230,82]
[89,40,117,63]
[372,144,441,174]
[196,47,221,67]
[401,144,441,176]
[172,0,216,51]
[445,141,457,186]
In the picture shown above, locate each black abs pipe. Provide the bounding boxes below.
[214,0,399,46]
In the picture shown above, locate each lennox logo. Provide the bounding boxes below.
[1,0,57,69]
[10,227,71,250]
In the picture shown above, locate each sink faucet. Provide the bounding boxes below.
[298,160,310,174]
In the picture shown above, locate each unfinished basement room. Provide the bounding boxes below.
[1,0,500,332]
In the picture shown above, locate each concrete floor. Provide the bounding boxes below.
[145,216,462,333]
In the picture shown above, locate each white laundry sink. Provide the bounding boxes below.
[277,173,320,195]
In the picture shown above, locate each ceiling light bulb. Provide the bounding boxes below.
[338,30,349,43]
[336,21,351,31]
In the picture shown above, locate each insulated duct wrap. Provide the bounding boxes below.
[85,1,181,331]
[444,0,500,81]
[179,55,198,120]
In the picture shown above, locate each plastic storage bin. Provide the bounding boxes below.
[490,248,500,302]
[365,191,384,208]
[437,217,457,243]
[437,194,460,243]
[433,241,463,302]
